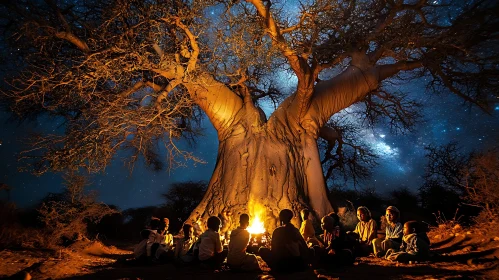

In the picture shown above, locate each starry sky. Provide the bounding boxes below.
[1,0,498,210]
[1,73,498,210]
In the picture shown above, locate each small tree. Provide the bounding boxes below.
[422,143,498,224]
[423,142,470,192]
[38,173,117,246]
[462,150,499,217]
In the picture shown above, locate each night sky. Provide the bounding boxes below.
[1,1,498,211]
[1,74,498,210]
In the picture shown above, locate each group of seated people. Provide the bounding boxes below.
[340,205,431,263]
[132,205,431,272]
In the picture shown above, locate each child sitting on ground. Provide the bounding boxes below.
[372,206,403,257]
[347,206,377,256]
[198,216,227,269]
[227,214,260,271]
[154,218,174,260]
[174,223,196,263]
[133,229,153,261]
[385,220,430,262]
[146,218,162,259]
[315,215,354,267]
[300,209,320,247]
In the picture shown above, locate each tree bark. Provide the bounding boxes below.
[186,118,333,233]
[184,61,421,233]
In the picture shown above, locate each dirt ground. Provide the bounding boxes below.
[1,226,498,280]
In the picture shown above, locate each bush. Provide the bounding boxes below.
[462,149,499,216]
[37,173,118,247]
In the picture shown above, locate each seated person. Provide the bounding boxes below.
[315,215,354,267]
[259,209,309,272]
[154,218,174,260]
[146,218,162,258]
[198,216,228,269]
[227,214,260,271]
[385,221,430,262]
[300,209,320,246]
[372,206,403,257]
[174,223,196,263]
[133,229,153,261]
[346,206,377,256]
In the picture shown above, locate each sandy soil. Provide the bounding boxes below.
[1,228,498,280]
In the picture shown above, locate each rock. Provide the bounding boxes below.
[493,236,499,241]
[466,231,472,235]
[453,224,462,231]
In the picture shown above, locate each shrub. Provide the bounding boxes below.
[37,173,117,246]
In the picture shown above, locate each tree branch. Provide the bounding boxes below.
[281,12,311,34]
[428,65,489,111]
[319,126,340,144]
[182,75,244,135]
[246,0,315,118]
[55,32,90,53]
[302,60,423,136]
[162,17,200,74]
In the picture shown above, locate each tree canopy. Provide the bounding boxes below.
[1,0,497,185]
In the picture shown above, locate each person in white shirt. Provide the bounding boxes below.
[372,206,403,257]
[346,206,377,256]
[198,216,227,268]
[133,229,152,261]
[154,218,174,260]
[146,218,161,258]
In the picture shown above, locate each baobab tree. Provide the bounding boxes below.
[1,0,497,231]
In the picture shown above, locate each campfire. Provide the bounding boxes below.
[245,203,270,252]
[247,215,265,235]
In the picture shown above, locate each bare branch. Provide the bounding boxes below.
[281,12,312,34]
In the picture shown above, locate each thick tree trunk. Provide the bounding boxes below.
[187,121,333,233]
[184,60,417,234]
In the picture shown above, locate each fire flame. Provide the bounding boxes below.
[247,202,266,234]
[247,215,265,234]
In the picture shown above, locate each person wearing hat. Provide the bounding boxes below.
[372,206,403,257]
